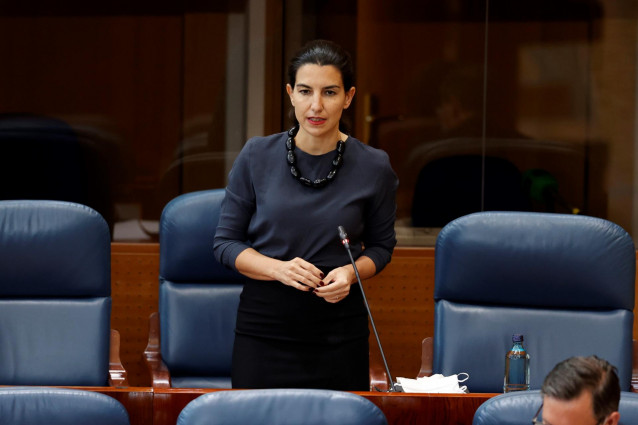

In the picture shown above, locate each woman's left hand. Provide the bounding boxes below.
[314,265,355,303]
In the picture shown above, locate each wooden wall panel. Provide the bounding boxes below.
[111,243,160,387]
[365,248,435,380]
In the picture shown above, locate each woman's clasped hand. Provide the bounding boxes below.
[275,257,353,303]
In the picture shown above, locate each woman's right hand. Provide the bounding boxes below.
[272,257,324,292]
[234,249,324,291]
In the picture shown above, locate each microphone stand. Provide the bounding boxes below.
[338,226,401,392]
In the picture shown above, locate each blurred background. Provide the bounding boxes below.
[0,0,635,245]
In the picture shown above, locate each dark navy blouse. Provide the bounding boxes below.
[213,131,398,274]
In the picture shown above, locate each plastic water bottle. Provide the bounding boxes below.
[503,334,530,392]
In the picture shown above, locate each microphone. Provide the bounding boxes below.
[337,225,401,392]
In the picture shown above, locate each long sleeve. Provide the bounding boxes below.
[359,150,398,273]
[213,140,255,272]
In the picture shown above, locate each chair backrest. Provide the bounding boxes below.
[473,390,638,425]
[619,392,638,424]
[406,137,589,225]
[412,155,531,227]
[159,189,244,388]
[176,389,388,425]
[472,390,541,425]
[433,212,635,392]
[0,387,129,425]
[0,113,117,233]
[0,200,111,386]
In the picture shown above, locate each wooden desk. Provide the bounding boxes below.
[151,388,497,425]
[363,392,497,425]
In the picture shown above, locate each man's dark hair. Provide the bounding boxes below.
[541,356,620,422]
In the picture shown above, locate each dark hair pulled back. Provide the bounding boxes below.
[288,39,355,91]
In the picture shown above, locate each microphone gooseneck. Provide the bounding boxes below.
[337,226,400,392]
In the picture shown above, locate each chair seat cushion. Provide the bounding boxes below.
[160,281,241,375]
[0,299,110,386]
[434,300,633,392]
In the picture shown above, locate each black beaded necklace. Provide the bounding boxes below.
[285,125,345,188]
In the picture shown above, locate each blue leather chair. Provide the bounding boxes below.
[144,189,244,388]
[420,212,635,392]
[176,389,388,425]
[0,387,130,425]
[472,390,638,425]
[0,200,126,386]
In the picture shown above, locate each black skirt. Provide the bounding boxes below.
[231,277,370,391]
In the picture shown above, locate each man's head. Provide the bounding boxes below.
[535,356,620,425]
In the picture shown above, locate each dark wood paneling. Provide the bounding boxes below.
[366,248,435,380]
[111,243,160,387]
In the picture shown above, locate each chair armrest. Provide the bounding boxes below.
[369,357,389,391]
[143,311,171,388]
[417,337,433,378]
[632,339,638,392]
[369,340,389,391]
[109,329,129,387]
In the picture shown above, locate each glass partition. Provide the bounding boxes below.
[0,1,247,241]
[299,0,637,245]
[1,0,637,245]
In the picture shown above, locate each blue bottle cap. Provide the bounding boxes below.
[512,334,524,342]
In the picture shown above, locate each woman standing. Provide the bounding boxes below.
[213,39,398,390]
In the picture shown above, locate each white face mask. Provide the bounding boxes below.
[397,373,469,393]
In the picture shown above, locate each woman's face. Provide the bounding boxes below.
[286,64,355,142]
